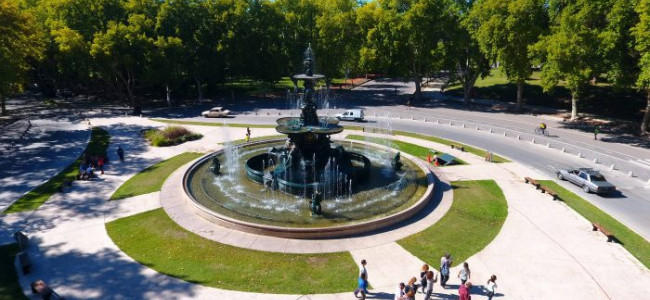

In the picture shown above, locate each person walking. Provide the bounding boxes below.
[394,282,407,300]
[485,275,497,300]
[117,146,124,162]
[420,264,430,293]
[458,262,471,285]
[405,277,417,300]
[246,127,251,138]
[423,270,437,300]
[594,125,600,140]
[440,253,451,288]
[459,281,472,300]
[354,272,368,299]
[359,259,369,294]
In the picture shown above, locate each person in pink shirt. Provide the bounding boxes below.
[459,281,472,300]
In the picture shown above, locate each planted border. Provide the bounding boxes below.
[106,208,357,293]
[346,134,467,165]
[110,152,203,200]
[399,180,508,267]
[538,180,650,269]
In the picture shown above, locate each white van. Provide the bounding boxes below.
[335,109,364,121]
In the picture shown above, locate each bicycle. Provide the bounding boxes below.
[534,127,549,136]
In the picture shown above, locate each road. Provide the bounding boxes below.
[156,79,650,240]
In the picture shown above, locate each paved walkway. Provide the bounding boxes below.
[4,116,650,299]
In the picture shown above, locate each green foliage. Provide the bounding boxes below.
[633,0,650,133]
[0,244,26,300]
[143,126,202,147]
[538,180,650,269]
[4,127,110,213]
[399,180,508,267]
[110,152,202,200]
[106,208,358,293]
[0,0,44,115]
[470,0,547,107]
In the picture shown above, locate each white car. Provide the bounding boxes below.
[335,109,364,121]
[202,107,231,118]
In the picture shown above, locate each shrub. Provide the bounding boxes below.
[143,126,202,147]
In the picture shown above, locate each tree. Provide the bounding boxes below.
[470,0,547,108]
[90,18,154,107]
[358,0,452,101]
[532,0,610,120]
[0,0,44,115]
[632,0,650,134]
[443,0,491,104]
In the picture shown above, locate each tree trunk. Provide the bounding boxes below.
[463,82,472,104]
[414,78,421,102]
[166,85,172,108]
[641,89,650,135]
[195,76,203,103]
[516,80,524,109]
[571,90,579,120]
[1,94,5,116]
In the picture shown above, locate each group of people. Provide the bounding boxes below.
[355,255,498,300]
[78,154,106,180]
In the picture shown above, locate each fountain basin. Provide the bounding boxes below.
[183,139,434,239]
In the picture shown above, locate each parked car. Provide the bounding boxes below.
[202,107,230,118]
[335,109,364,121]
[556,167,616,194]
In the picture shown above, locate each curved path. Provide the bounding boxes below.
[5,116,649,299]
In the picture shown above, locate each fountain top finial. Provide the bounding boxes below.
[303,43,315,76]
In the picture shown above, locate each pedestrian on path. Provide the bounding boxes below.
[458,262,471,285]
[117,146,124,162]
[246,127,251,138]
[594,125,600,140]
[423,270,437,300]
[354,272,368,299]
[420,264,430,293]
[485,275,497,300]
[459,281,472,300]
[359,259,369,293]
[405,277,417,300]
[395,282,406,300]
[440,253,451,288]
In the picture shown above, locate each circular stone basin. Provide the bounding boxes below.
[183,139,433,238]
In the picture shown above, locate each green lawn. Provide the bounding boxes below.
[538,180,650,269]
[4,127,110,213]
[444,69,646,120]
[106,208,358,294]
[150,118,277,128]
[391,130,509,163]
[110,152,203,200]
[0,244,26,300]
[347,134,467,165]
[399,180,508,267]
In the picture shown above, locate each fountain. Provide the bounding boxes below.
[183,45,433,238]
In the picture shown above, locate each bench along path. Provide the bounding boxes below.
[439,163,650,300]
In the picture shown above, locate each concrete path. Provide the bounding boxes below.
[4,116,650,299]
[0,118,89,212]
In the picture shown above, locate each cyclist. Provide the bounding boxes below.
[539,122,547,135]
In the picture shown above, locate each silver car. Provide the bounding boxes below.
[556,168,616,194]
[201,107,231,118]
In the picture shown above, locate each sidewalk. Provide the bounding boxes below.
[5,118,650,299]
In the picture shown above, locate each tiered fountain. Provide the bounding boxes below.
[183,45,433,238]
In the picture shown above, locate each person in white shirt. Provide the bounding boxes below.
[423,270,438,300]
[359,259,369,294]
[394,282,406,300]
[486,274,498,300]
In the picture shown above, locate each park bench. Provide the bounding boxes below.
[450,144,465,152]
[524,177,540,189]
[592,222,615,242]
[540,185,559,200]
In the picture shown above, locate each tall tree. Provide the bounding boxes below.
[532,0,610,120]
[358,0,452,101]
[443,0,491,104]
[0,0,44,115]
[470,0,547,108]
[632,0,650,134]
